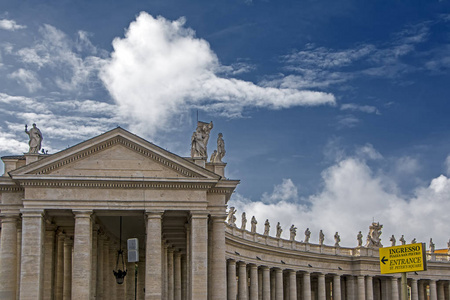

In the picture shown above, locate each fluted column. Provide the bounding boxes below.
[318,273,326,300]
[174,252,182,300]
[262,266,270,300]
[227,259,237,300]
[250,264,259,300]
[211,215,227,300]
[238,261,248,300]
[168,248,174,300]
[303,272,312,300]
[358,275,366,300]
[391,277,399,300]
[365,276,373,300]
[275,268,283,300]
[333,275,342,300]
[190,212,208,300]
[289,270,298,300]
[430,280,438,300]
[55,231,65,300]
[20,210,45,300]
[0,214,19,299]
[411,279,418,300]
[145,211,163,300]
[43,224,56,300]
[72,210,93,300]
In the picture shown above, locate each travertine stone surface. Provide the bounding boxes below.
[227,260,236,300]
[249,264,258,300]
[72,210,93,300]
[0,214,19,299]
[54,231,64,300]
[318,273,325,300]
[145,211,163,300]
[238,261,248,300]
[43,225,56,300]
[63,237,73,300]
[210,215,227,300]
[20,210,45,300]
[190,213,208,300]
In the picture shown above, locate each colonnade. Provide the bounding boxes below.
[225,260,450,300]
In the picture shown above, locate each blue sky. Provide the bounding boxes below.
[1,0,450,247]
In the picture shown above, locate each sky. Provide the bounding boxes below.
[1,0,450,248]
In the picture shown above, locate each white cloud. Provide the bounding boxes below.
[100,12,335,137]
[8,68,42,92]
[261,178,298,203]
[0,19,26,31]
[229,152,450,248]
[341,103,380,115]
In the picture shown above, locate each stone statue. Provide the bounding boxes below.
[357,231,363,247]
[227,207,237,227]
[264,219,270,236]
[210,150,217,163]
[390,235,396,246]
[334,232,340,247]
[290,225,297,241]
[430,238,435,253]
[216,133,226,162]
[191,121,213,158]
[25,123,43,154]
[241,212,247,231]
[276,222,282,238]
[411,238,417,244]
[447,239,450,249]
[319,230,324,245]
[365,222,383,248]
[251,216,257,233]
[304,228,311,243]
[399,235,406,245]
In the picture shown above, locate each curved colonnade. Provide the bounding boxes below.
[224,223,450,300]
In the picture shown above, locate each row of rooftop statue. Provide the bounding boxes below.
[23,121,225,162]
[227,207,440,251]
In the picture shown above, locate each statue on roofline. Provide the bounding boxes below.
[290,225,297,241]
[264,219,270,236]
[191,121,213,158]
[304,228,311,243]
[251,216,257,233]
[365,222,383,248]
[25,123,43,154]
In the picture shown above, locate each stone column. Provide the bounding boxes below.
[103,238,110,299]
[96,234,104,300]
[275,268,283,300]
[43,224,56,300]
[289,270,298,300]
[261,266,270,300]
[318,273,326,300]
[55,231,65,300]
[181,255,187,300]
[250,264,259,300]
[227,259,237,300]
[411,279,419,300]
[438,281,445,300]
[174,252,182,300]
[430,280,438,300]
[138,258,146,300]
[71,210,93,300]
[0,213,19,299]
[145,211,163,300]
[358,275,366,300]
[238,261,248,300]
[20,210,45,300]
[0,214,19,299]
[190,212,208,300]
[63,237,73,300]
[391,277,399,300]
[258,268,263,300]
[347,276,356,300]
[418,280,425,300]
[91,224,99,300]
[168,248,174,300]
[303,272,312,300]
[333,275,342,300]
[126,260,135,300]
[365,276,373,300]
[211,215,227,300]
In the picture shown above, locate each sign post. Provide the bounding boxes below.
[379,243,427,300]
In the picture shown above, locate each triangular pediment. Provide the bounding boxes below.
[10,128,220,180]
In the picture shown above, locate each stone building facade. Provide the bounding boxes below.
[0,127,449,300]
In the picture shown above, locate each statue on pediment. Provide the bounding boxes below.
[241,212,247,230]
[25,123,43,154]
[390,235,396,246]
[191,121,213,158]
[319,230,324,245]
[227,207,237,227]
[304,228,311,243]
[276,222,282,238]
[334,232,340,247]
[399,235,406,245]
[365,222,383,248]
[290,225,297,241]
[411,238,417,244]
[264,219,270,236]
[430,238,435,253]
[357,231,363,247]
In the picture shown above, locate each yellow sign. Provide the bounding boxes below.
[379,243,427,274]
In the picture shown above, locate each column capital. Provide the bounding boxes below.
[190,211,209,219]
[20,209,44,217]
[73,210,93,217]
[145,210,164,219]
[0,213,20,222]
[210,213,227,221]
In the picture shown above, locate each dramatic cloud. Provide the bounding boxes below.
[8,69,42,92]
[0,19,26,31]
[229,148,450,248]
[100,12,335,136]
